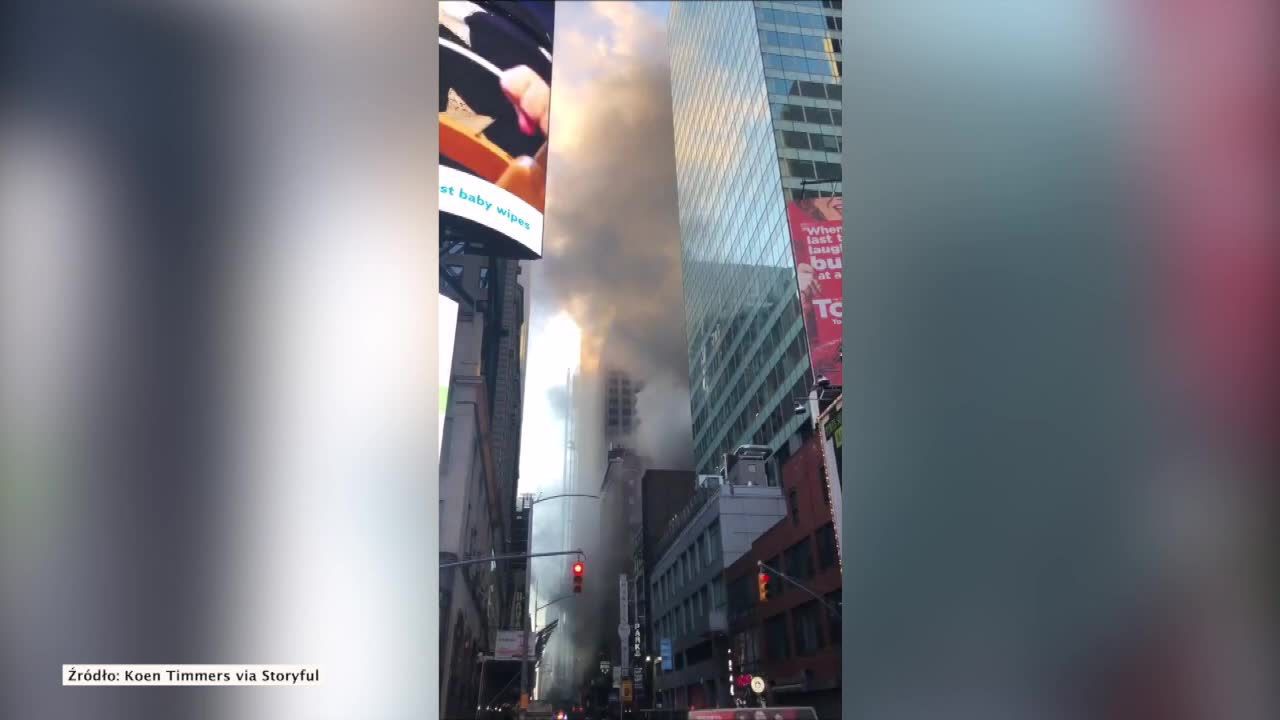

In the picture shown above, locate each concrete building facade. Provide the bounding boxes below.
[647,452,786,710]
[439,238,528,718]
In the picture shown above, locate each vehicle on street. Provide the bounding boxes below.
[686,707,819,720]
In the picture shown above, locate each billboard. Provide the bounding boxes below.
[438,294,460,454]
[494,629,534,660]
[439,1,556,259]
[787,197,843,387]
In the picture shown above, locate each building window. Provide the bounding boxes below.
[815,162,842,181]
[799,81,827,99]
[785,159,816,179]
[812,133,840,152]
[816,522,837,569]
[780,103,805,122]
[788,489,800,526]
[479,267,489,289]
[728,575,753,619]
[765,614,791,661]
[445,264,464,280]
[782,130,810,150]
[803,106,832,125]
[792,602,824,655]
[785,538,814,580]
[767,556,784,597]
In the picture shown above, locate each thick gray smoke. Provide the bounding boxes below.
[539,4,692,471]
[523,3,692,698]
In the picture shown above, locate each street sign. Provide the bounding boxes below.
[495,630,534,660]
[751,676,766,694]
[600,661,610,675]
[631,666,643,682]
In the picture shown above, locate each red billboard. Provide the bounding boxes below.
[787,197,843,387]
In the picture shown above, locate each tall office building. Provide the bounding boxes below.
[604,368,642,447]
[668,0,844,474]
[439,241,528,716]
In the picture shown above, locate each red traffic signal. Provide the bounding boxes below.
[757,571,771,602]
[572,561,584,593]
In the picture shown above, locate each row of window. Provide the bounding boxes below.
[696,371,810,471]
[692,322,808,462]
[762,593,841,660]
[765,77,842,101]
[767,0,844,9]
[784,186,840,201]
[779,129,842,153]
[774,103,843,127]
[756,7,844,33]
[654,580,723,643]
[760,29,842,55]
[762,52,842,79]
[727,522,839,619]
[654,520,722,609]
[691,322,810,465]
[782,158,842,182]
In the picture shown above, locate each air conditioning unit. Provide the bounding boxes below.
[696,474,722,490]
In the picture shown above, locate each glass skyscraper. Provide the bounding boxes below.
[669,1,843,474]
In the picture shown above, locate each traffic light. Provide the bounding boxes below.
[757,571,771,602]
[572,561,584,593]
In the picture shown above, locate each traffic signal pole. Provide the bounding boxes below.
[517,491,599,719]
[438,548,585,569]
[757,561,842,619]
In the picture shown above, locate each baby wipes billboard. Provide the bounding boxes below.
[439,1,556,259]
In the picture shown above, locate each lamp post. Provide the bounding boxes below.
[520,491,599,720]
[646,655,660,710]
[534,594,573,631]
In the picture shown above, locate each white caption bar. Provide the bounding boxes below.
[63,665,320,686]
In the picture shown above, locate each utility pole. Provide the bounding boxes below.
[520,501,533,718]
[519,491,600,720]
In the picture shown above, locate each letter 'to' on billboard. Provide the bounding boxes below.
[787,196,844,387]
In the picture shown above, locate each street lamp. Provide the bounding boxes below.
[791,378,842,420]
[520,491,600,720]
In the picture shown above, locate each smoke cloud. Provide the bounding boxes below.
[539,2,692,470]
[519,2,692,698]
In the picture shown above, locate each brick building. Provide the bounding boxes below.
[725,432,841,718]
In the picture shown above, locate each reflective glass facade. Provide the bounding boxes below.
[669,1,843,474]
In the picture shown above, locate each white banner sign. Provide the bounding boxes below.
[494,630,534,660]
